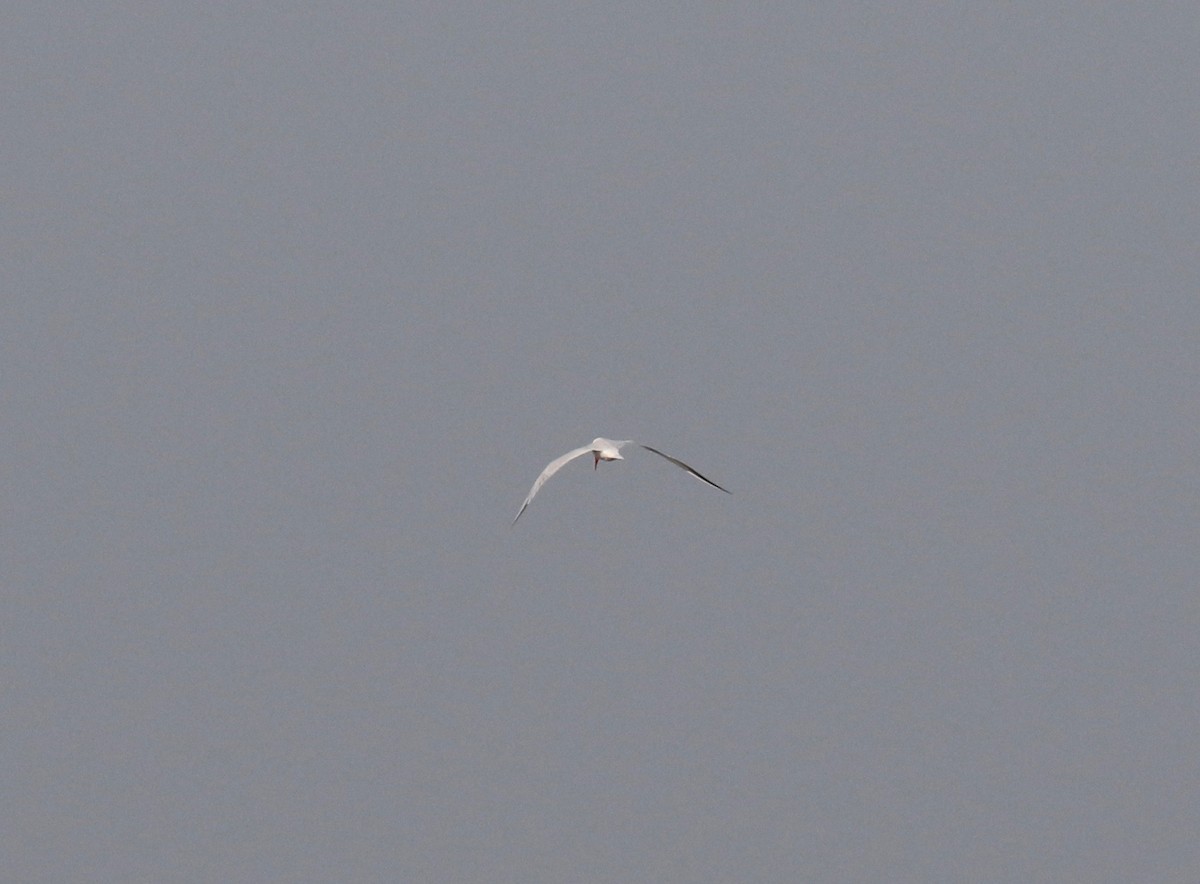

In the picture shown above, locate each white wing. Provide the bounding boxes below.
[638,445,731,494]
[512,445,594,524]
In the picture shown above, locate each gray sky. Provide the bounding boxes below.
[4,4,1198,881]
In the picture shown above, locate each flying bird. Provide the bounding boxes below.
[513,437,730,524]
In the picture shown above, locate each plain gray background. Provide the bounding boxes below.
[4,4,1198,881]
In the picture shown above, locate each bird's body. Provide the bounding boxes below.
[512,437,729,524]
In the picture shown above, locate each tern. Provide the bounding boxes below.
[513,437,730,524]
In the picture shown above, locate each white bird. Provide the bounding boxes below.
[513,437,730,524]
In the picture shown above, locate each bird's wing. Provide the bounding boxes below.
[512,445,594,524]
[638,445,731,494]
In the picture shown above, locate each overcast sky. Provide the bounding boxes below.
[4,4,1198,881]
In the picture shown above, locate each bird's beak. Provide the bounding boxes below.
[593,452,600,469]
